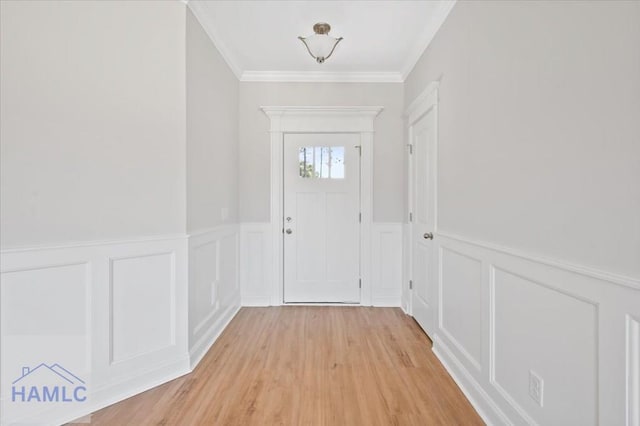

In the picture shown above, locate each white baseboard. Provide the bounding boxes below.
[187,225,242,368]
[239,223,273,305]
[371,297,402,307]
[241,296,273,307]
[80,356,190,425]
[8,356,191,426]
[189,303,241,368]
[433,335,508,426]
[401,304,411,315]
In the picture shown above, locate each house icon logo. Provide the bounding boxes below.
[11,363,87,403]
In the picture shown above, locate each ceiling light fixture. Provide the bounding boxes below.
[298,22,343,64]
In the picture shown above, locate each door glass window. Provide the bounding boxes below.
[299,146,345,179]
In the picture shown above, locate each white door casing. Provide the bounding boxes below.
[261,106,383,305]
[283,134,361,303]
[406,83,439,336]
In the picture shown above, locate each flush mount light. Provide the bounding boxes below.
[298,22,343,64]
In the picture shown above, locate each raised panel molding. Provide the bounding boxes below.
[239,223,273,306]
[428,233,640,426]
[1,262,92,424]
[110,252,176,364]
[439,247,483,372]
[371,223,402,307]
[490,267,598,426]
[191,239,220,336]
[432,334,512,426]
[188,225,241,367]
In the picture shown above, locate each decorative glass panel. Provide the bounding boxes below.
[299,146,345,179]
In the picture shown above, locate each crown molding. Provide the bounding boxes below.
[241,71,403,83]
[187,0,243,79]
[400,0,457,80]
[260,105,383,133]
[186,0,455,84]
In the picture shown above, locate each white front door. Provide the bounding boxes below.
[283,133,361,303]
[410,105,438,336]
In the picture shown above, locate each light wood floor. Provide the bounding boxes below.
[77,307,483,425]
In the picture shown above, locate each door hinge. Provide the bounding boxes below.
[359,212,362,223]
[409,280,413,290]
[359,278,362,289]
[408,144,413,155]
[409,212,413,222]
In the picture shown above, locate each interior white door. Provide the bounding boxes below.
[283,133,361,303]
[410,106,437,336]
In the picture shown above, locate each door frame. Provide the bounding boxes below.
[404,81,439,317]
[261,106,383,305]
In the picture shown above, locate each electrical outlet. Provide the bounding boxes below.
[529,370,544,407]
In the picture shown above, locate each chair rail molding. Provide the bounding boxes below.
[261,106,383,306]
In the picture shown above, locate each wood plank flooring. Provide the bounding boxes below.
[76,307,483,425]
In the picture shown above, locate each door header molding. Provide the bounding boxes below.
[261,106,383,133]
[404,81,439,124]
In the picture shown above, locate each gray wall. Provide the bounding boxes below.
[186,10,239,232]
[405,0,640,277]
[238,82,404,223]
[0,1,187,247]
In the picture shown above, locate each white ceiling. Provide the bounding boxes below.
[187,0,456,82]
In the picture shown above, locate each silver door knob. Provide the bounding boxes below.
[286,229,293,234]
[423,232,433,240]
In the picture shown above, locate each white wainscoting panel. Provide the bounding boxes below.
[240,222,402,306]
[0,235,190,426]
[492,267,597,425]
[371,223,402,306]
[239,223,273,306]
[427,232,640,426]
[628,315,640,426]
[110,253,175,364]
[439,248,483,373]
[2,263,89,337]
[401,223,411,314]
[188,226,241,367]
